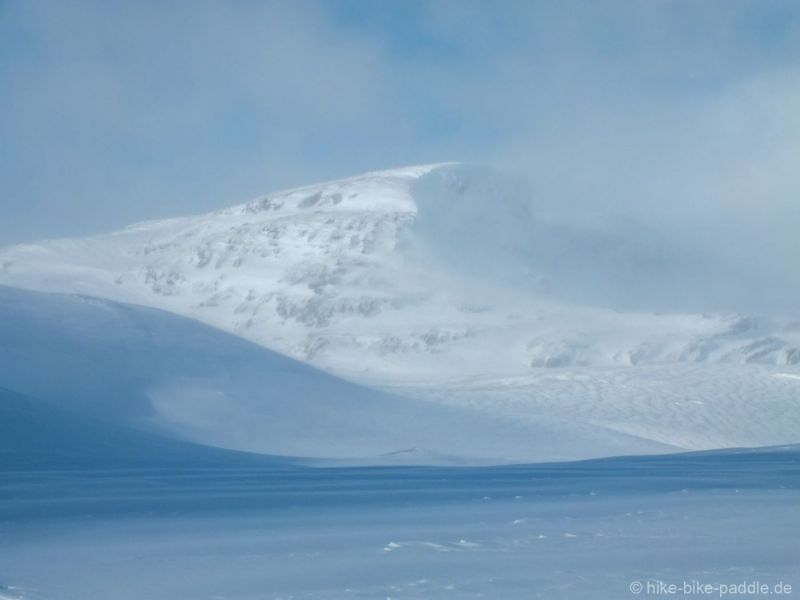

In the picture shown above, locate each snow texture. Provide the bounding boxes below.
[1,434,798,600]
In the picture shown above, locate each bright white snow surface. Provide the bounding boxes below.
[0,163,797,384]
[1,164,799,599]
[0,286,593,465]
[0,163,799,462]
[1,285,799,463]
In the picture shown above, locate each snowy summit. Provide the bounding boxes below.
[1,164,799,462]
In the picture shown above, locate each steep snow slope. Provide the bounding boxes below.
[0,163,797,385]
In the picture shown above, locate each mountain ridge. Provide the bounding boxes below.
[0,163,797,384]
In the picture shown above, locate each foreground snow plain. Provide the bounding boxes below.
[1,442,798,600]
[0,290,797,599]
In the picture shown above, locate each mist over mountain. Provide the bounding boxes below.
[3,4,800,599]
[1,163,797,386]
[409,164,752,313]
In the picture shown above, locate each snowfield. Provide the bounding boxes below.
[0,164,798,462]
[2,380,799,599]
[0,163,797,385]
[1,286,599,465]
[1,285,798,463]
[1,164,799,599]
[1,439,798,600]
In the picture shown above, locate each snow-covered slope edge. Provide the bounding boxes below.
[2,284,799,460]
[0,285,686,464]
[0,386,291,471]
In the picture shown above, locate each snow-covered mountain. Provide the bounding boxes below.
[0,163,797,385]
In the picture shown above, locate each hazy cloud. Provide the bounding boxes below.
[1,0,798,308]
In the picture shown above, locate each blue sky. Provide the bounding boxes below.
[2,0,800,285]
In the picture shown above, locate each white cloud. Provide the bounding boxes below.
[1,0,798,310]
